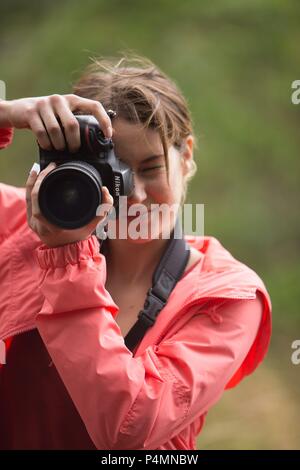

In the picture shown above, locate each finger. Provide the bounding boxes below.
[38,100,66,150]
[101,186,114,206]
[95,187,114,220]
[31,162,57,219]
[28,113,52,150]
[51,96,80,153]
[66,94,112,139]
[25,163,41,223]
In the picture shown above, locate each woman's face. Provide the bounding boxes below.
[110,118,193,242]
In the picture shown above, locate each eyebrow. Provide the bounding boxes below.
[141,154,164,163]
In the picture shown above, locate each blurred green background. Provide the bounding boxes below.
[0,0,299,450]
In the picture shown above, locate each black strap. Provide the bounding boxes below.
[124,218,190,352]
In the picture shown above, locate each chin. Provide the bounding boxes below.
[126,222,175,243]
[125,236,155,245]
[125,221,162,243]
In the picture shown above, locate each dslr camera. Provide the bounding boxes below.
[38,114,134,229]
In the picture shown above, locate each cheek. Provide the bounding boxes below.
[146,172,182,206]
[167,161,184,205]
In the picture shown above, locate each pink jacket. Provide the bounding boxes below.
[0,128,272,450]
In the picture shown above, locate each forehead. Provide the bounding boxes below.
[111,118,164,161]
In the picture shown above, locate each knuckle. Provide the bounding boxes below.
[50,94,63,105]
[67,119,79,132]
[65,93,77,102]
[92,101,102,111]
[35,128,46,139]
[48,125,61,135]
[39,142,52,151]
[37,98,47,109]
[25,105,35,120]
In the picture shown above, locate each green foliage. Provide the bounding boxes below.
[1,0,299,328]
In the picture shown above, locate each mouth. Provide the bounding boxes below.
[118,210,159,224]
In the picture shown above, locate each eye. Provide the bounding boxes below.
[141,165,164,173]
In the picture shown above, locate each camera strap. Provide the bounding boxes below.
[124,218,190,353]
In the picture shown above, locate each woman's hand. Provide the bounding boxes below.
[0,94,112,152]
[1,93,114,246]
[26,162,114,248]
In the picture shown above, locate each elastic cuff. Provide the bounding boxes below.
[36,235,101,269]
[0,127,14,149]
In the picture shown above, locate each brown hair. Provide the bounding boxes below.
[72,53,197,204]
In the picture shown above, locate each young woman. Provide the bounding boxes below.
[0,56,272,450]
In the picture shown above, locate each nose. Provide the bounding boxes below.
[128,173,147,205]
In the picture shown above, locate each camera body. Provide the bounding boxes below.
[38,114,134,229]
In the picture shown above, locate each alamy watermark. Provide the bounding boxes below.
[0,80,6,100]
[95,197,204,244]
[290,82,300,364]
[291,340,300,365]
[291,80,300,104]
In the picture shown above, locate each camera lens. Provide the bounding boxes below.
[38,161,102,229]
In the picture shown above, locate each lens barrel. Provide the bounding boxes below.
[38,161,102,229]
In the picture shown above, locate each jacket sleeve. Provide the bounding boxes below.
[0,127,27,241]
[35,235,264,450]
[0,127,14,150]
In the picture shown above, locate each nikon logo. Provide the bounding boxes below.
[114,175,121,196]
